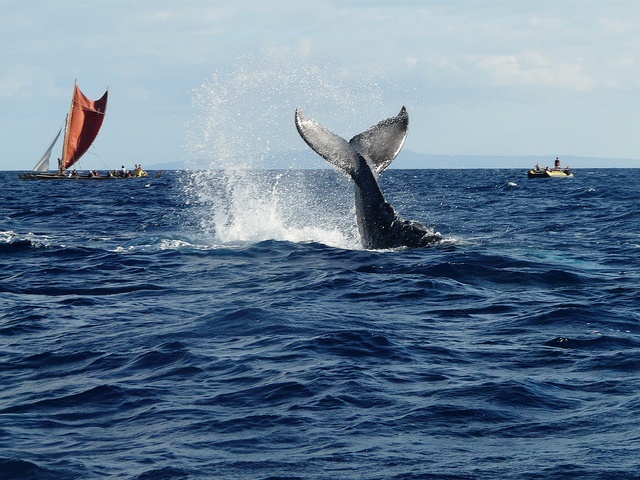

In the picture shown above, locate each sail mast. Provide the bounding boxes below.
[60,80,76,173]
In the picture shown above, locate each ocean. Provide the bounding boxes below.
[1,168,639,479]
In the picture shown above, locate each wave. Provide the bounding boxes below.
[545,335,640,350]
[0,458,77,480]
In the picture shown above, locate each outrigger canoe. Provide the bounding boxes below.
[18,81,139,180]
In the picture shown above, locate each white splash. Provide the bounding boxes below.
[183,168,357,249]
[183,46,384,249]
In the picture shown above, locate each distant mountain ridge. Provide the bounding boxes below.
[393,151,639,169]
[146,151,639,170]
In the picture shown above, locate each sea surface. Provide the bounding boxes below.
[1,168,639,479]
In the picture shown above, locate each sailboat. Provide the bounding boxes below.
[20,82,138,180]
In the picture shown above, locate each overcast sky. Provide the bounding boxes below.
[2,0,640,171]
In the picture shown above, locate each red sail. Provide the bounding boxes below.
[62,84,108,170]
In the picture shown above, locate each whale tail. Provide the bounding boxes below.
[295,107,409,176]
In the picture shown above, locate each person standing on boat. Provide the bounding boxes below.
[554,157,561,170]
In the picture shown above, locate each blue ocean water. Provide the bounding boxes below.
[1,168,639,479]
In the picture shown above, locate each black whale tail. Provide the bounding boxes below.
[294,107,409,176]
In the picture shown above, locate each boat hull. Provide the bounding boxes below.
[527,170,573,178]
[19,173,147,180]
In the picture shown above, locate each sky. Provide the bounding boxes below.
[2,0,640,171]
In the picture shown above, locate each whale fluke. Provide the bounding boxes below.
[295,107,441,250]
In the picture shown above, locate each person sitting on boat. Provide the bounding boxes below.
[534,163,542,171]
[134,164,148,177]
